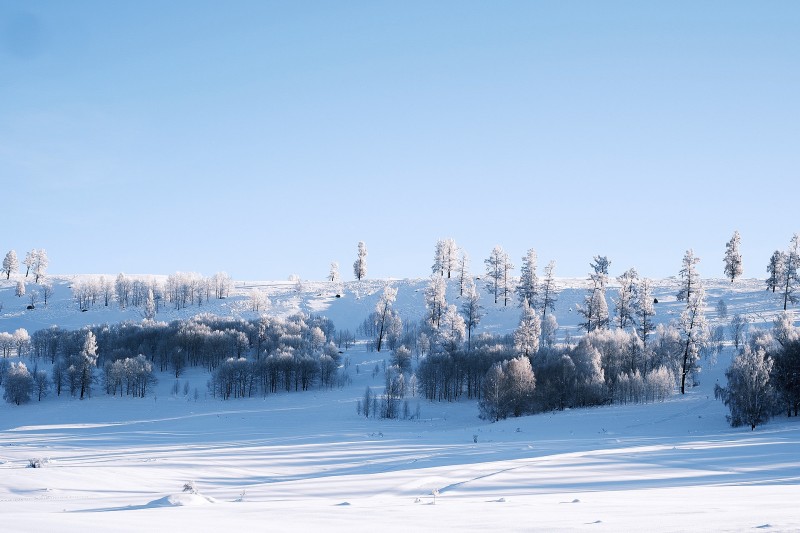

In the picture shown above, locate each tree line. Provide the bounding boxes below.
[1,312,346,405]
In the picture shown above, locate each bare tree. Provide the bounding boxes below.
[28,290,39,308]
[41,281,54,306]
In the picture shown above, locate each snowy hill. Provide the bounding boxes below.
[1,274,799,531]
[1,274,787,339]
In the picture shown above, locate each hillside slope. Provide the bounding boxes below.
[1,274,798,531]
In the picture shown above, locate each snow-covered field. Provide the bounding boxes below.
[1,276,799,531]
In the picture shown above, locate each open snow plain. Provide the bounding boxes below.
[1,277,799,531]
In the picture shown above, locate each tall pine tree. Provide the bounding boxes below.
[353,242,367,280]
[723,231,743,282]
[484,246,514,306]
[577,256,610,333]
[677,249,700,302]
[516,248,539,308]
[766,250,784,293]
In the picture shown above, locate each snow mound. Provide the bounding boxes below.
[146,493,217,507]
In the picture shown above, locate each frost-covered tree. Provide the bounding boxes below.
[484,245,503,304]
[456,251,469,296]
[33,368,49,401]
[766,250,784,293]
[3,362,33,405]
[772,311,799,348]
[390,345,413,374]
[677,249,700,302]
[31,249,48,283]
[22,250,34,278]
[353,241,367,280]
[678,286,708,394]
[541,314,559,348]
[540,261,558,320]
[78,331,99,400]
[720,346,774,430]
[442,239,459,279]
[438,304,466,355]
[0,333,13,358]
[635,278,656,344]
[479,363,507,421]
[144,288,156,320]
[41,280,53,306]
[779,234,800,311]
[432,239,444,276]
[104,354,157,398]
[19,249,49,283]
[374,286,398,352]
[723,231,743,283]
[382,365,407,419]
[212,272,233,299]
[577,256,610,333]
[99,276,113,306]
[504,356,536,417]
[328,261,340,283]
[252,289,271,313]
[516,248,539,308]
[432,238,459,278]
[615,268,638,329]
[479,356,535,421]
[514,299,541,357]
[716,298,728,319]
[460,277,483,352]
[729,314,748,350]
[2,250,18,279]
[13,329,31,358]
[15,280,25,298]
[484,245,514,306]
[425,274,447,329]
[115,273,131,308]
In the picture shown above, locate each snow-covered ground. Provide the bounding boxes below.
[1,275,798,531]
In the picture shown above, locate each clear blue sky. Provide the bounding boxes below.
[2,1,798,281]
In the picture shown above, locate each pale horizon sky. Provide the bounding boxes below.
[2,1,799,281]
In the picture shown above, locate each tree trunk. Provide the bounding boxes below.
[680,341,690,394]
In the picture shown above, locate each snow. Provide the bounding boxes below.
[1,275,799,531]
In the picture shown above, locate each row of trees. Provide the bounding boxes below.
[3,310,342,405]
[71,272,233,313]
[348,233,795,319]
[208,347,343,400]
